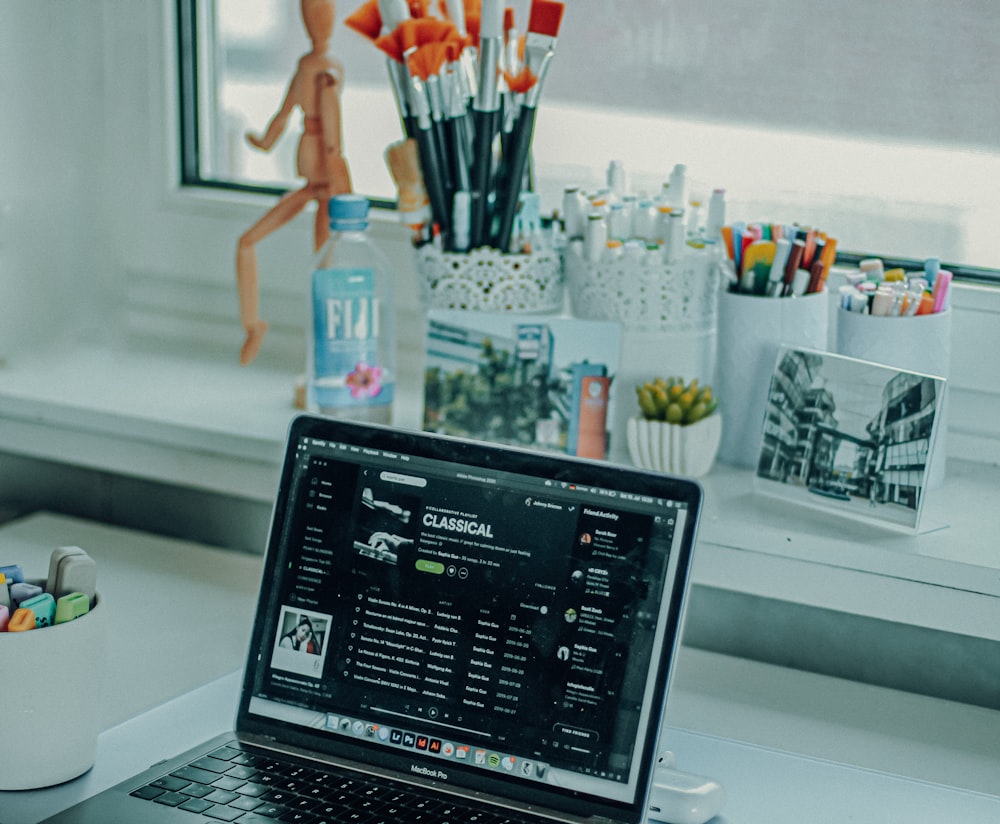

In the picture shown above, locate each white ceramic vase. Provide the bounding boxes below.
[626,414,722,477]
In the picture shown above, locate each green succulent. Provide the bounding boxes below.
[636,376,718,425]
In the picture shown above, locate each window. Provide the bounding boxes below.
[179,0,1000,280]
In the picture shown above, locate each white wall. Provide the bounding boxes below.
[0,3,105,352]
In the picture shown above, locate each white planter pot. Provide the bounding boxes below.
[626,414,722,477]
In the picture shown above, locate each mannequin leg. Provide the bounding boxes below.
[235,187,313,364]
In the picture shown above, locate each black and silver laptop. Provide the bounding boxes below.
[45,415,702,824]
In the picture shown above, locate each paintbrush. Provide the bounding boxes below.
[441,0,479,100]
[468,0,504,248]
[346,1,416,137]
[492,0,564,252]
[443,42,473,196]
[405,43,453,239]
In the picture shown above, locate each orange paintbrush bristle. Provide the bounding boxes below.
[378,18,446,62]
[397,20,421,54]
[373,31,405,62]
[344,0,382,42]
[408,0,433,17]
[527,0,565,37]
[423,40,451,74]
[503,6,514,32]
[408,41,450,80]
[465,13,480,47]
[413,17,459,45]
[502,65,538,94]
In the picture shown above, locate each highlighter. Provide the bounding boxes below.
[904,278,926,316]
[859,258,884,282]
[781,240,806,296]
[931,269,952,313]
[0,564,25,584]
[924,256,941,289]
[19,592,56,628]
[767,238,792,296]
[10,581,43,609]
[870,285,895,316]
[55,592,91,624]
[8,607,37,632]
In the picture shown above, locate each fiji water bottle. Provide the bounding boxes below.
[307,195,395,422]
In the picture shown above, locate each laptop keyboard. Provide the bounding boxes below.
[130,741,542,824]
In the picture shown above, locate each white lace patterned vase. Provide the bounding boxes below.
[626,414,722,477]
[415,245,563,314]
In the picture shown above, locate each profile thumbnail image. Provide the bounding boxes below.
[353,482,420,567]
[271,606,332,678]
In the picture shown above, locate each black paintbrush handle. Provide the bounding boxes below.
[431,118,454,209]
[415,126,450,235]
[494,105,536,253]
[446,116,472,194]
[469,107,497,249]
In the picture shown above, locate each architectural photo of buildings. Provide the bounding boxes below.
[756,347,944,529]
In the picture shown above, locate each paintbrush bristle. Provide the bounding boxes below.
[527,0,565,37]
[408,41,450,80]
[344,0,383,41]
[465,13,480,47]
[373,31,405,62]
[411,17,459,45]
[502,66,538,94]
[407,0,433,17]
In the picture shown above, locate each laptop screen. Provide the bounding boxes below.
[240,417,700,820]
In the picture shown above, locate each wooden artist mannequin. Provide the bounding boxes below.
[236,0,352,365]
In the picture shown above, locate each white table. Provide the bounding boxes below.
[3,514,999,824]
[4,668,1000,824]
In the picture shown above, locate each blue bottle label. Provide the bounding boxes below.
[311,267,392,408]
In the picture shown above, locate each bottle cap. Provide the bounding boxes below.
[329,194,370,230]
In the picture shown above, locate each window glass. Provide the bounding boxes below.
[185,0,999,274]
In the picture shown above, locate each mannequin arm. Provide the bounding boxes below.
[247,75,300,152]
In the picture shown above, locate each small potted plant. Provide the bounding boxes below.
[626,377,722,476]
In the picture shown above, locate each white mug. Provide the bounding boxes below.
[0,590,105,790]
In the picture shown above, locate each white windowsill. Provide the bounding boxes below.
[1,336,998,645]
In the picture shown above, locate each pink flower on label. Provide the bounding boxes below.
[346,363,383,399]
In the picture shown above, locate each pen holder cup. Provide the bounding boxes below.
[415,245,564,314]
[564,243,722,465]
[835,307,951,487]
[0,591,105,790]
[716,289,830,469]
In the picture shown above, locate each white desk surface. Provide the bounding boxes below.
[4,669,999,824]
[2,514,999,824]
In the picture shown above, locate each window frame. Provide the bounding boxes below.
[174,0,999,286]
[175,0,397,207]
